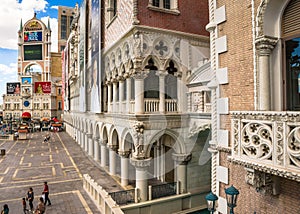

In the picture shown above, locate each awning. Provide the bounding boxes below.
[22,112,31,118]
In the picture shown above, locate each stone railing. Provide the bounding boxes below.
[83,174,124,214]
[230,111,300,181]
[144,98,159,113]
[165,99,177,112]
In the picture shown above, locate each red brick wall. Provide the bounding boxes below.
[137,0,209,36]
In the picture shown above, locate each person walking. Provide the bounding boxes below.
[42,181,51,206]
[22,198,28,214]
[1,204,9,214]
[34,197,46,214]
[26,187,34,211]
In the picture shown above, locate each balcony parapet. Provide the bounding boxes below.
[230,111,300,182]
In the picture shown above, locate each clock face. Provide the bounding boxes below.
[24,100,30,107]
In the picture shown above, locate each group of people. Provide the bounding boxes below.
[2,181,51,214]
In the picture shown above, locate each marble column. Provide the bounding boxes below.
[100,140,107,168]
[94,137,100,161]
[112,80,118,113]
[172,153,192,194]
[119,77,125,113]
[107,82,112,113]
[126,77,132,113]
[87,133,93,156]
[108,145,118,175]
[130,158,151,202]
[255,36,277,111]
[156,71,167,113]
[119,150,130,187]
[175,72,183,112]
[134,72,147,114]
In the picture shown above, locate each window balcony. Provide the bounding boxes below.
[230,111,300,182]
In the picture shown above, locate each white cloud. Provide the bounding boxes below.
[51,5,59,10]
[0,0,58,51]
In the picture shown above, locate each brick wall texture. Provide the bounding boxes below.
[218,0,300,213]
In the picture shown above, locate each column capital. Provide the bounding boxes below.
[93,137,99,141]
[172,153,192,165]
[108,144,118,151]
[156,70,168,77]
[133,71,148,80]
[130,157,151,169]
[255,36,278,56]
[86,133,93,138]
[118,150,131,158]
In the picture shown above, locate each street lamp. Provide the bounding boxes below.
[205,192,218,214]
[225,185,239,214]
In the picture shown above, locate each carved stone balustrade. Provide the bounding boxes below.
[230,111,300,182]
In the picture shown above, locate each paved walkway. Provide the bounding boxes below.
[0,131,123,213]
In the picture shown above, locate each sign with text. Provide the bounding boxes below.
[34,82,51,94]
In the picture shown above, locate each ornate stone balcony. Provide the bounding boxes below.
[230,111,300,182]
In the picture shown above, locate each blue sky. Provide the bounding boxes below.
[0,0,79,104]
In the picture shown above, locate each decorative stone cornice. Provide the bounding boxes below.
[231,110,300,123]
[216,145,231,153]
[229,156,300,182]
[172,153,192,165]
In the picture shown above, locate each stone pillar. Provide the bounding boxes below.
[107,82,112,113]
[255,36,277,111]
[94,137,100,161]
[119,77,125,113]
[100,140,107,168]
[87,133,93,156]
[85,132,89,152]
[130,158,151,202]
[156,71,167,113]
[126,77,132,113]
[172,153,192,194]
[175,72,183,112]
[134,72,147,114]
[108,145,118,175]
[112,80,118,113]
[119,150,130,187]
[81,131,85,149]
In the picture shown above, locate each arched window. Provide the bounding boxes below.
[144,59,159,98]
[165,61,177,99]
[283,0,300,110]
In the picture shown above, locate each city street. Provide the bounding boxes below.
[0,131,122,213]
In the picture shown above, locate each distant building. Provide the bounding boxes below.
[2,13,63,123]
[58,6,75,52]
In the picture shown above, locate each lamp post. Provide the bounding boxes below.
[205,192,218,214]
[225,185,239,214]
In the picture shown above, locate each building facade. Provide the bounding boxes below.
[58,6,75,52]
[3,14,63,125]
[207,0,300,213]
[63,0,213,213]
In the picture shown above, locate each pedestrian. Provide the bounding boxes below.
[42,181,51,206]
[26,187,34,211]
[1,204,9,214]
[34,197,46,214]
[22,198,28,214]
